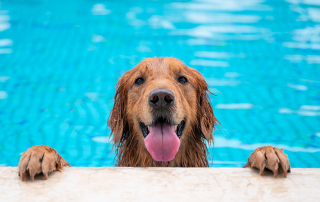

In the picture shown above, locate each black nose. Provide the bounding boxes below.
[148,89,175,109]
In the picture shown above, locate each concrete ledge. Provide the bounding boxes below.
[0,167,319,202]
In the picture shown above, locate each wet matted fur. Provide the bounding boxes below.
[108,57,219,167]
[17,58,292,180]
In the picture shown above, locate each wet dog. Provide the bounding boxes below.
[18,58,290,180]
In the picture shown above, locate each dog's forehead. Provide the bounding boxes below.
[136,58,187,75]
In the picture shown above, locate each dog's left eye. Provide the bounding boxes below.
[134,78,145,85]
[177,76,188,84]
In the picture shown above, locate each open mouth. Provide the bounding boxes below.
[140,117,185,139]
[139,117,185,162]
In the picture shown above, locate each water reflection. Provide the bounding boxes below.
[0,6,11,102]
[284,0,320,57]
[0,9,12,54]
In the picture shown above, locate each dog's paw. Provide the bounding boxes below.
[243,146,291,177]
[18,145,70,181]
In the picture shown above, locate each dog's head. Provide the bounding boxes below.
[108,58,217,164]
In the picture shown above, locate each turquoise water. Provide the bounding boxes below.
[0,0,319,167]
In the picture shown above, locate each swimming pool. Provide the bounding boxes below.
[0,0,319,168]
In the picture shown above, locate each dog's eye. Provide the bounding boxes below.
[134,78,145,85]
[177,76,188,84]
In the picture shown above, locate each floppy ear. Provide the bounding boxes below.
[108,74,129,145]
[190,69,218,141]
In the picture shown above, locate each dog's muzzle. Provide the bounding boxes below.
[142,88,185,161]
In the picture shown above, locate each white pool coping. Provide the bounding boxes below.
[0,167,319,202]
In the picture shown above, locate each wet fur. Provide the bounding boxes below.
[108,57,218,167]
[17,58,291,180]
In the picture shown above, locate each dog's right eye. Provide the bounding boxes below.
[177,76,188,84]
[134,78,145,85]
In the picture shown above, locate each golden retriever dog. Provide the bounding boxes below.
[17,57,290,181]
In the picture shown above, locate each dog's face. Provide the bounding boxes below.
[109,58,217,163]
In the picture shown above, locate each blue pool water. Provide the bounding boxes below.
[0,0,319,168]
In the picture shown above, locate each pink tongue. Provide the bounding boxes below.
[144,122,180,161]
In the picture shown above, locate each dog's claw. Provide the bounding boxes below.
[244,146,290,178]
[18,145,70,181]
[259,164,265,176]
[21,172,26,181]
[43,172,48,180]
[29,170,36,181]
